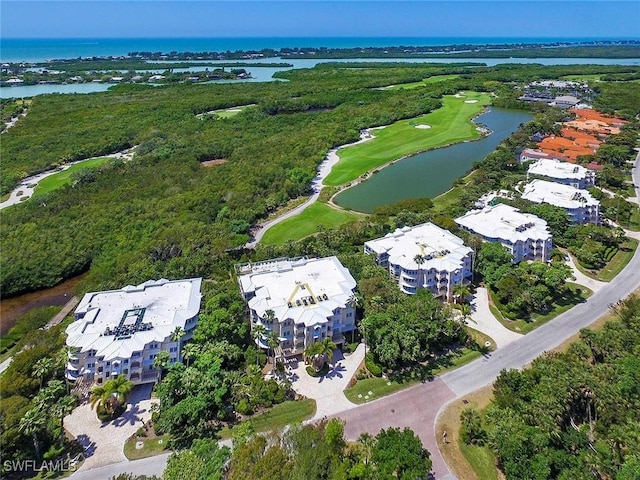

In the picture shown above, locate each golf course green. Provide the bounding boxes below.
[34,157,112,195]
[323,91,491,186]
[260,202,361,245]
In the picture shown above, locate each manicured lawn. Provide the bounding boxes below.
[571,238,638,282]
[260,202,361,245]
[219,399,317,440]
[34,157,112,195]
[123,433,170,461]
[323,92,491,186]
[387,74,460,90]
[489,283,593,334]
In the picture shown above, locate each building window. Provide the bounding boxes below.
[346,312,353,318]
[169,346,178,353]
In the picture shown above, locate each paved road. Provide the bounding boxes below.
[68,453,171,480]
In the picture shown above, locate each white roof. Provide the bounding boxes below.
[365,222,472,272]
[239,257,355,328]
[522,180,599,209]
[528,159,593,181]
[66,278,202,361]
[455,203,551,243]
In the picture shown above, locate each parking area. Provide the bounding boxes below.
[285,343,366,420]
[65,383,156,472]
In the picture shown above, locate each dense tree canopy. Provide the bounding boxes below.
[486,293,640,479]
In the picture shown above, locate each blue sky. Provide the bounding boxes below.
[1,1,638,39]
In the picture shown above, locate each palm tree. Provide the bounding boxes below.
[460,303,472,324]
[413,254,425,267]
[52,395,77,442]
[266,330,280,372]
[305,337,337,372]
[32,357,54,389]
[90,374,134,418]
[453,284,472,305]
[182,343,200,367]
[153,350,171,372]
[263,309,276,325]
[358,432,375,466]
[316,337,338,369]
[170,326,186,360]
[19,408,45,459]
[251,324,267,365]
[304,342,323,366]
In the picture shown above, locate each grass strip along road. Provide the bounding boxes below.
[323,91,491,187]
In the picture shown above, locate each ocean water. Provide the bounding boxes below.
[2,36,638,62]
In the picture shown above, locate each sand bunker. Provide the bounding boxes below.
[454,93,466,98]
[200,159,228,167]
[464,100,479,104]
[415,124,432,129]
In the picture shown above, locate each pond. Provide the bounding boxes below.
[333,107,534,213]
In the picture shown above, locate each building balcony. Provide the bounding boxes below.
[401,271,418,280]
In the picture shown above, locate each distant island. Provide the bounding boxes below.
[122,40,640,60]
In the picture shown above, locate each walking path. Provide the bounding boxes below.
[245,129,378,248]
[0,147,136,210]
[465,287,522,348]
[2,110,28,134]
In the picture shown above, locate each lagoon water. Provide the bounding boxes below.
[334,107,534,213]
[3,55,640,99]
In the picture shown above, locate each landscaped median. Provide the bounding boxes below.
[488,282,593,334]
[570,237,638,282]
[344,328,495,405]
[218,399,317,440]
[323,91,491,187]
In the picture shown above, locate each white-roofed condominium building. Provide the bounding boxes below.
[364,223,473,301]
[237,257,357,358]
[526,158,596,190]
[65,278,202,386]
[455,203,553,263]
[522,179,600,225]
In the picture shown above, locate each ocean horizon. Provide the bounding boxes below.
[2,36,639,62]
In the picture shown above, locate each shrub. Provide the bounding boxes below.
[365,353,383,377]
[136,427,147,438]
[236,398,253,415]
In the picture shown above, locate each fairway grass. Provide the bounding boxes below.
[386,74,460,90]
[260,202,362,245]
[324,91,491,186]
[34,157,112,195]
